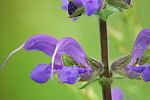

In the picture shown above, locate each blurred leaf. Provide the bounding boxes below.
[98,4,121,21]
[139,56,150,65]
[106,0,131,9]
[79,78,100,89]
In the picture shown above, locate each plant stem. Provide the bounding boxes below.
[98,18,112,100]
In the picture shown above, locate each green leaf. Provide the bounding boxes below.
[87,57,103,70]
[111,55,130,70]
[87,57,104,77]
[61,54,78,66]
[79,78,100,89]
[98,4,121,21]
[106,0,131,9]
[139,56,150,65]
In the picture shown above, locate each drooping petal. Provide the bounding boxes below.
[57,67,79,84]
[24,34,58,57]
[129,29,150,65]
[30,63,63,83]
[112,88,123,100]
[141,64,150,82]
[30,64,52,83]
[61,0,69,10]
[81,0,102,16]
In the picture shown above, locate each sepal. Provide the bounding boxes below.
[106,0,132,9]
[98,4,121,21]
[68,1,84,18]
[111,55,150,80]
[111,55,139,79]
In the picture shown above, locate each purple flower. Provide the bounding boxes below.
[125,29,150,82]
[80,0,102,16]
[61,0,102,16]
[61,0,69,10]
[2,34,93,84]
[112,88,123,100]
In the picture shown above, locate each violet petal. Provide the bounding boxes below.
[61,0,69,10]
[57,67,79,84]
[24,34,58,57]
[128,65,146,73]
[73,0,82,5]
[124,67,140,79]
[80,71,92,80]
[78,67,92,80]
[81,0,102,16]
[129,29,150,65]
[30,64,52,83]
[141,64,150,82]
[112,87,123,100]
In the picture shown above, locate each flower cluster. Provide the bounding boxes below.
[61,0,102,17]
[26,35,97,84]
[61,0,132,19]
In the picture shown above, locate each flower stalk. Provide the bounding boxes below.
[99,18,112,100]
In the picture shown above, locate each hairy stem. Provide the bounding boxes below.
[98,18,112,100]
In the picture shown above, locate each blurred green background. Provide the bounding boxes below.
[0,0,150,100]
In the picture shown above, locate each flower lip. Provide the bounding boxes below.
[30,64,52,83]
[57,67,79,84]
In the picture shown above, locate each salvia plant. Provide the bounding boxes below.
[1,0,150,100]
